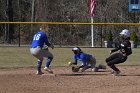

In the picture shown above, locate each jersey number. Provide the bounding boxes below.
[33,34,41,40]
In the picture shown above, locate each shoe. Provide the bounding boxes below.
[91,67,98,72]
[36,71,44,75]
[111,71,120,76]
[44,67,53,74]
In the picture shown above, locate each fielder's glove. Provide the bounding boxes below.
[72,66,79,72]
[42,47,48,50]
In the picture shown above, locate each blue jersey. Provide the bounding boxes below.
[73,52,92,66]
[31,31,51,48]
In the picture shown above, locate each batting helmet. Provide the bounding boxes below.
[120,29,130,39]
[72,47,82,54]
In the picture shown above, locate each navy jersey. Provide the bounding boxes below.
[31,31,51,48]
[73,52,92,66]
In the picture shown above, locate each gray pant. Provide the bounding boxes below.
[30,48,53,62]
[87,56,96,69]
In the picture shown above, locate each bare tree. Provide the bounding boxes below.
[31,0,35,35]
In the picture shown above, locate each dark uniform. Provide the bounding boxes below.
[106,39,132,72]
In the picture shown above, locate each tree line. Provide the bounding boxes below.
[0,0,139,46]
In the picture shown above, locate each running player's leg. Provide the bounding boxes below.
[106,53,121,71]
[106,53,119,64]
[106,53,127,75]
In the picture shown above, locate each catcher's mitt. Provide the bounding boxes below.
[72,66,79,72]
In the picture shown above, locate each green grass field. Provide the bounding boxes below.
[0,47,139,68]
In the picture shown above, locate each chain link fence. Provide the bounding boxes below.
[0,23,139,48]
[0,0,140,47]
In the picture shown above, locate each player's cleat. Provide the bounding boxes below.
[36,71,44,75]
[111,71,120,76]
[44,67,53,74]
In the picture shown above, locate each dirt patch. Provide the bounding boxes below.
[0,66,140,93]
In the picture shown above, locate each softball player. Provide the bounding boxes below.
[30,25,54,75]
[106,29,132,76]
[71,47,106,72]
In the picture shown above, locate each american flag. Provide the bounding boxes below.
[89,0,96,17]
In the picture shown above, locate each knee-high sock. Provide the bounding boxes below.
[37,61,42,72]
[45,57,53,68]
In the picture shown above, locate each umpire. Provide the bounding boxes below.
[106,29,132,76]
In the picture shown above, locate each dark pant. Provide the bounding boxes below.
[106,53,127,71]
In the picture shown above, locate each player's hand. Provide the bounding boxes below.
[79,66,87,72]
[79,68,85,72]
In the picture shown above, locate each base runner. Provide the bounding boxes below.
[106,29,132,76]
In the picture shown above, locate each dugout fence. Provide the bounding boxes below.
[0,22,140,48]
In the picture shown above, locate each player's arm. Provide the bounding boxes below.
[110,45,121,54]
[78,55,88,71]
[72,54,78,65]
[125,42,132,55]
[121,42,132,56]
[68,55,78,66]
[44,34,54,49]
[127,43,132,56]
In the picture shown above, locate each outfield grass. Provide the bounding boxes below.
[0,47,139,68]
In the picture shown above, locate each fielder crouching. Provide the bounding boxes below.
[30,25,54,75]
[70,47,106,72]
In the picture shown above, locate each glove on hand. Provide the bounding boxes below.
[72,66,79,72]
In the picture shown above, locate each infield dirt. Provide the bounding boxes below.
[0,66,140,93]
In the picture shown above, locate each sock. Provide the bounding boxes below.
[37,60,42,72]
[45,57,53,68]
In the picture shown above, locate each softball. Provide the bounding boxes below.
[68,61,72,65]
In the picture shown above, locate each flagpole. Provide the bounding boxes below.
[91,16,94,47]
[90,0,96,47]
